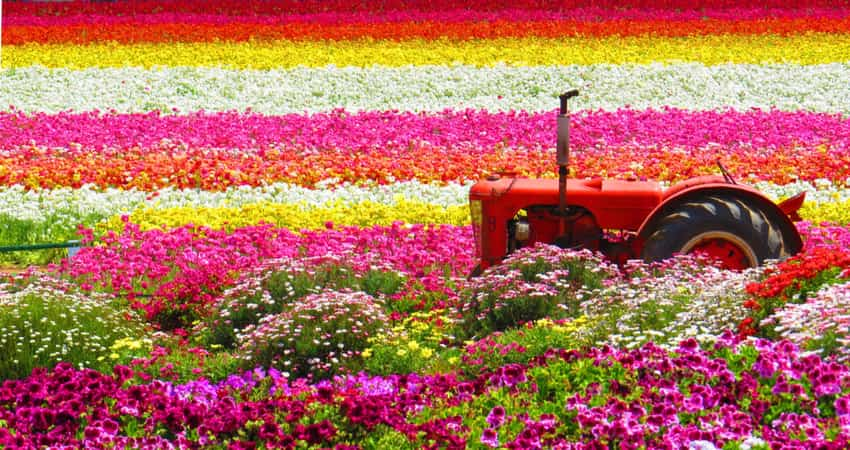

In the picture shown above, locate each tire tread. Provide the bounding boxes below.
[642,194,788,267]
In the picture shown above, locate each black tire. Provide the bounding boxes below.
[641,195,786,268]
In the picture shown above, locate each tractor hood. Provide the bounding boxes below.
[470,175,664,231]
[468,174,517,199]
[470,175,664,210]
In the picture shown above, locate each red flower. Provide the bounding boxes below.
[743,299,761,310]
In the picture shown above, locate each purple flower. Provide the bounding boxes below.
[683,392,704,413]
[514,426,542,449]
[677,338,700,354]
[836,395,850,416]
[491,364,527,388]
[752,356,777,378]
[814,381,841,397]
[258,421,280,440]
[99,419,120,436]
[486,405,506,428]
[480,428,499,448]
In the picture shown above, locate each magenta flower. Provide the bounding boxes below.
[480,428,499,448]
[486,405,506,428]
[836,395,850,416]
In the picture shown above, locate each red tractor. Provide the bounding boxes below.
[469,89,806,275]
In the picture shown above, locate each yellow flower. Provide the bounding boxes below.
[535,318,553,327]
[550,315,591,334]
[6,34,848,69]
[396,349,407,357]
[99,200,470,233]
[799,199,850,225]
[574,316,589,325]
[420,348,434,359]
[361,348,373,358]
[109,353,120,359]
[407,340,420,351]
[111,337,147,352]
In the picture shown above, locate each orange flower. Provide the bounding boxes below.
[7,17,850,45]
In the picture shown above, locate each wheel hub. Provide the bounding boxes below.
[680,231,757,270]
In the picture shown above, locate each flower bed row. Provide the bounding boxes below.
[7,0,850,15]
[8,15,850,44]
[4,217,850,447]
[5,108,850,154]
[2,142,847,190]
[3,229,847,383]
[12,9,850,28]
[7,34,850,69]
[37,220,840,328]
[5,327,850,448]
[99,199,470,233]
[4,179,847,218]
[88,188,850,231]
[6,64,850,114]
[51,222,474,324]
[4,179,850,266]
[0,241,742,380]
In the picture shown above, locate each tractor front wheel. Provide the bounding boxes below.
[641,195,786,270]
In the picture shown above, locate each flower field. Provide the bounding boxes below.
[3,0,850,447]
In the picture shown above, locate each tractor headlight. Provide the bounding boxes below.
[470,200,483,257]
[470,200,483,226]
[515,221,530,241]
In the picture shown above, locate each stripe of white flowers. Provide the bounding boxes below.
[0,181,474,223]
[2,63,850,114]
[0,180,847,225]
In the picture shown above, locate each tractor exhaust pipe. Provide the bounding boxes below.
[557,89,579,235]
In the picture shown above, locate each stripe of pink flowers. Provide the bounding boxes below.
[6,0,849,17]
[3,108,848,154]
[6,8,850,26]
[58,223,475,301]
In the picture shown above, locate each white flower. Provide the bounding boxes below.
[0,181,473,233]
[4,63,850,114]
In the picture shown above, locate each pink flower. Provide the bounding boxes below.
[481,428,499,448]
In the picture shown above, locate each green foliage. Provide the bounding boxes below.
[576,257,760,350]
[779,266,844,305]
[200,262,406,349]
[362,338,437,376]
[461,316,589,376]
[235,290,388,380]
[458,245,616,340]
[807,330,842,360]
[359,425,419,450]
[722,439,771,450]
[0,211,99,265]
[362,310,455,376]
[716,344,760,377]
[0,278,148,379]
[117,332,240,384]
[531,357,630,402]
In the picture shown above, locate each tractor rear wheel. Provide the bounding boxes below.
[641,195,786,270]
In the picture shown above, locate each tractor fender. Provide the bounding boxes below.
[636,181,803,256]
